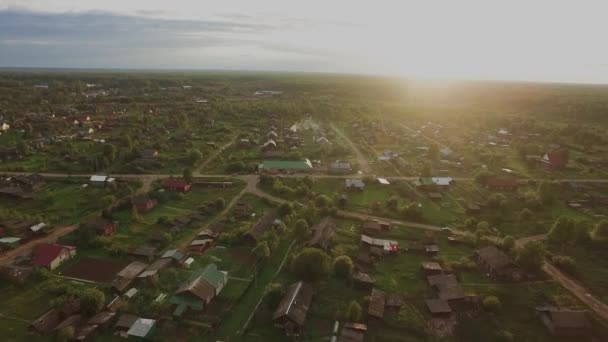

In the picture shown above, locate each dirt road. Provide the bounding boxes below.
[0,224,77,266]
[195,136,237,175]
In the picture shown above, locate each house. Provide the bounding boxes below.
[362,220,391,235]
[262,139,277,151]
[163,179,192,193]
[272,281,314,337]
[112,261,149,292]
[427,274,458,288]
[29,222,47,235]
[485,178,519,191]
[242,210,278,244]
[129,245,157,262]
[127,318,157,339]
[54,315,82,333]
[536,307,591,337]
[425,244,440,255]
[161,249,186,265]
[542,149,569,170]
[465,202,481,214]
[360,235,398,254]
[421,262,443,275]
[74,324,99,341]
[385,294,404,309]
[307,217,336,251]
[260,160,313,173]
[329,162,352,173]
[30,309,61,334]
[238,138,251,147]
[352,271,375,290]
[425,299,452,317]
[345,179,365,191]
[338,323,367,342]
[189,239,213,254]
[368,288,386,319]
[414,177,453,192]
[233,200,253,218]
[474,246,523,281]
[428,192,443,201]
[137,258,171,279]
[172,264,228,315]
[87,311,117,329]
[338,194,349,207]
[89,175,115,187]
[33,243,76,270]
[132,196,158,212]
[114,314,139,335]
[84,217,117,236]
[197,229,220,240]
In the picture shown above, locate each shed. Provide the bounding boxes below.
[307,217,336,251]
[368,288,386,319]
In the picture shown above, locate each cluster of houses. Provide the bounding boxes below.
[0,173,45,199]
[0,219,49,250]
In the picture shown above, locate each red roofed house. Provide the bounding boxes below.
[163,179,192,193]
[542,150,569,170]
[131,196,158,213]
[33,243,76,270]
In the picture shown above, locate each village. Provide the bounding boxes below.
[0,73,608,342]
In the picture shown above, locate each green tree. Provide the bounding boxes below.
[537,181,556,205]
[17,141,30,155]
[278,202,294,217]
[592,220,608,240]
[264,283,285,309]
[551,255,576,275]
[295,219,310,240]
[56,326,75,342]
[215,198,226,210]
[517,241,545,273]
[182,168,193,183]
[103,143,117,162]
[487,193,507,208]
[548,217,575,247]
[345,300,362,322]
[315,194,333,208]
[253,241,271,260]
[333,255,354,279]
[292,248,330,281]
[502,236,515,251]
[188,148,203,166]
[79,288,106,315]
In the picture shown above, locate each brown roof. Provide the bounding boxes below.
[130,245,157,258]
[176,276,216,302]
[425,299,452,314]
[437,284,465,301]
[385,294,404,308]
[537,308,590,329]
[54,314,82,331]
[475,246,514,271]
[115,314,139,330]
[30,309,61,334]
[307,217,336,250]
[421,262,443,272]
[87,311,116,325]
[368,288,386,319]
[352,271,375,285]
[115,261,149,279]
[338,325,366,342]
[272,281,314,327]
[74,324,99,341]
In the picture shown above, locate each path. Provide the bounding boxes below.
[329,122,371,174]
[194,136,237,175]
[0,224,77,266]
[515,234,608,322]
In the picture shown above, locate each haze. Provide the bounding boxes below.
[1,0,607,84]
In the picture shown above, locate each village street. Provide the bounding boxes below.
[3,167,608,323]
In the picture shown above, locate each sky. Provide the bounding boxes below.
[1,0,608,84]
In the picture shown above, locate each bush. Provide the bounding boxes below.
[482,296,502,313]
[333,255,354,279]
[295,219,310,240]
[517,241,545,273]
[345,300,362,322]
[552,255,576,275]
[495,330,514,342]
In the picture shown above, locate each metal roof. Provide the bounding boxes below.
[262,159,313,170]
[127,318,156,337]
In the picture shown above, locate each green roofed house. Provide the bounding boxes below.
[260,159,313,173]
[170,263,228,316]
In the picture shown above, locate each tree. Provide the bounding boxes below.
[103,143,117,162]
[264,283,284,309]
[474,170,494,185]
[428,144,439,161]
[315,194,332,208]
[75,225,96,248]
[548,217,575,247]
[502,236,515,251]
[295,219,310,240]
[292,248,330,281]
[476,221,490,234]
[551,255,576,275]
[253,241,271,260]
[482,295,502,313]
[386,196,399,211]
[495,330,514,342]
[333,255,354,279]
[79,288,106,315]
[278,202,294,217]
[519,208,533,220]
[188,148,203,166]
[17,141,30,155]
[487,193,507,208]
[592,220,608,240]
[182,168,193,183]
[345,300,362,322]
[517,241,545,273]
[56,326,75,342]
[131,206,143,223]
